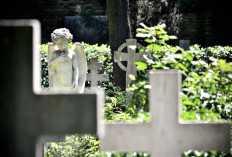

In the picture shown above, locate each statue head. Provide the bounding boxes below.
[51,28,73,51]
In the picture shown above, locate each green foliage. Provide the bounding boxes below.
[133,23,232,157]
[135,23,232,122]
[136,23,177,45]
[40,43,49,87]
[46,135,100,157]
[42,23,232,157]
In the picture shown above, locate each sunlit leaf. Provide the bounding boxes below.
[169,35,177,39]
[128,74,136,81]
[135,61,148,70]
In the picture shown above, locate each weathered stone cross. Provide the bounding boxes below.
[114,39,148,87]
[0,20,103,157]
[99,70,230,157]
[86,57,109,88]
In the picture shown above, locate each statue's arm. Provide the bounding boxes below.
[72,53,79,89]
[48,42,56,63]
[48,43,56,88]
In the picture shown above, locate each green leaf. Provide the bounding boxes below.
[128,74,136,81]
[139,23,149,30]
[136,33,151,38]
[169,35,177,39]
[163,35,169,41]
[135,62,148,70]
[183,101,194,106]
[144,38,153,43]
[148,44,160,52]
[158,23,166,28]
[177,63,188,72]
[136,28,149,33]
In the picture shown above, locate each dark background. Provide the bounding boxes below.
[0,0,231,46]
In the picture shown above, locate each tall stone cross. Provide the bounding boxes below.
[114,39,148,87]
[179,39,190,50]
[86,58,109,88]
[99,70,230,157]
[0,20,104,157]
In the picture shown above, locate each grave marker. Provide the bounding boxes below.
[86,58,109,88]
[99,70,230,157]
[179,39,190,50]
[0,20,104,157]
[114,39,148,87]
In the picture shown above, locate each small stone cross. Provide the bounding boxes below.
[0,20,103,157]
[99,70,230,157]
[179,39,190,50]
[114,39,148,87]
[86,58,109,88]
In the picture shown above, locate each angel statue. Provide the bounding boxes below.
[48,28,87,93]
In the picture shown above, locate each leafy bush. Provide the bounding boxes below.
[135,23,232,121]
[42,24,232,156]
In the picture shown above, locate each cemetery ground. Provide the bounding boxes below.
[41,24,232,157]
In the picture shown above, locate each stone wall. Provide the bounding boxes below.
[178,0,232,46]
[1,0,232,46]
[135,0,232,47]
[0,0,106,43]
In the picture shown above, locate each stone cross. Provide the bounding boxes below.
[86,58,109,88]
[99,70,230,157]
[0,20,104,157]
[179,39,190,50]
[114,39,148,87]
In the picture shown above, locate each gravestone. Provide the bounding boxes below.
[114,39,148,87]
[99,70,230,157]
[179,39,190,50]
[86,58,109,88]
[0,20,104,157]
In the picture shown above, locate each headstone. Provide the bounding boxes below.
[98,70,230,157]
[179,39,190,50]
[114,39,148,87]
[86,58,109,88]
[0,20,104,157]
[65,16,109,44]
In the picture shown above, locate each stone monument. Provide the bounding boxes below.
[48,28,87,93]
[98,70,230,157]
[0,20,104,157]
[86,58,109,88]
[114,39,148,87]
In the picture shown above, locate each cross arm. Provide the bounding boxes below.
[179,122,230,152]
[33,94,97,135]
[100,123,152,152]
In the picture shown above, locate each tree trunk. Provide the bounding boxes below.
[129,0,138,38]
[106,0,131,90]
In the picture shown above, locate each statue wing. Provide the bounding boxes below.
[73,42,87,93]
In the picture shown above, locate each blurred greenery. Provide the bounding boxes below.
[42,24,232,156]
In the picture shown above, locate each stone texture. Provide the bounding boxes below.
[48,28,87,93]
[114,39,148,87]
[179,39,190,50]
[99,70,230,157]
[86,58,109,88]
[0,20,102,157]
